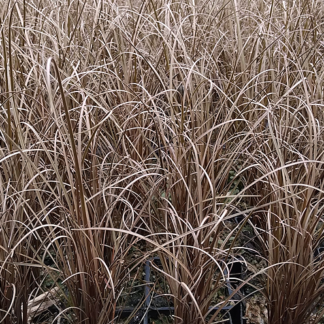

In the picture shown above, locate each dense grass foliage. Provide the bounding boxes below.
[1,0,324,323]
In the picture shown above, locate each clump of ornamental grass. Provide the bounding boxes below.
[228,1,324,323]
[0,1,156,322]
[116,2,257,323]
[243,106,324,324]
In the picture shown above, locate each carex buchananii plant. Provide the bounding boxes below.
[235,0,324,323]
[0,1,152,323]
